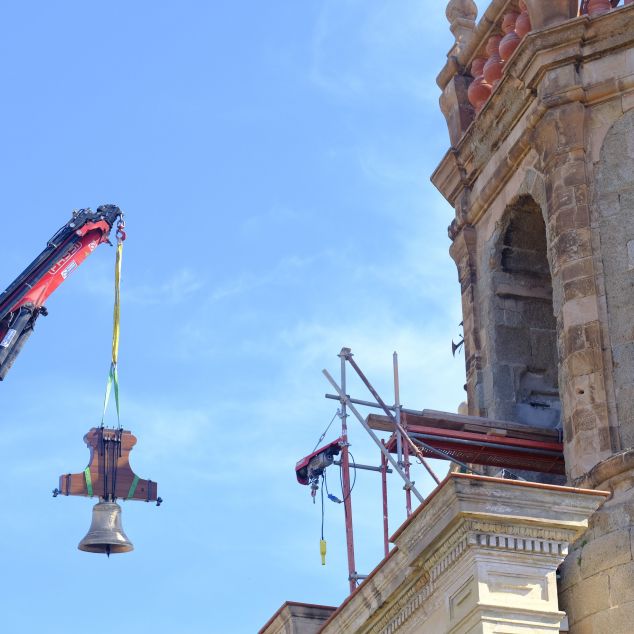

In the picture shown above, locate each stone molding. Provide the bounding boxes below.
[573,447,634,489]
[368,519,575,634]
[259,602,336,634]
[316,475,607,634]
[431,7,634,228]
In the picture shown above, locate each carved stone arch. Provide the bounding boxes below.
[512,168,556,288]
[515,167,548,216]
[484,176,561,435]
[489,168,553,283]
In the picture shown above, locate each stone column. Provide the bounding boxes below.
[450,225,486,416]
[533,92,634,634]
[534,100,613,480]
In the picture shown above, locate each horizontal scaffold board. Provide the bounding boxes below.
[369,411,564,475]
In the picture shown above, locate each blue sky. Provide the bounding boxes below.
[0,2,489,632]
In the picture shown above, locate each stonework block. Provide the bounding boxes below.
[493,325,532,364]
[567,614,598,634]
[612,342,634,390]
[588,96,625,163]
[491,365,517,402]
[563,371,606,410]
[564,572,611,622]
[440,75,475,147]
[551,229,593,270]
[592,599,634,633]
[553,103,586,153]
[539,64,579,101]
[571,406,602,434]
[582,321,602,350]
[549,184,576,214]
[562,295,599,329]
[562,325,587,356]
[597,221,634,277]
[563,276,596,302]
[566,432,604,478]
[622,90,634,112]
[591,508,633,538]
[561,161,588,189]
[608,561,634,606]
[595,191,621,218]
[560,258,594,284]
[579,529,632,578]
[617,401,634,449]
[551,207,576,234]
[564,346,601,377]
[259,603,336,634]
[530,329,558,372]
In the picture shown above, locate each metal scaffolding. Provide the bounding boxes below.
[316,347,565,593]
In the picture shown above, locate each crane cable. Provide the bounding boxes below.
[101,216,126,429]
[311,409,340,454]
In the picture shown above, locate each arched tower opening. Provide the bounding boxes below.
[487,195,560,429]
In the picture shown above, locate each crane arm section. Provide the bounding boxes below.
[0,204,122,380]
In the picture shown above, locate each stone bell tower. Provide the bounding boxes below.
[432,0,634,631]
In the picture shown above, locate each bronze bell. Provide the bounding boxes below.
[78,499,134,555]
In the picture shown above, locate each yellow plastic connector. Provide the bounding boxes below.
[320,539,327,566]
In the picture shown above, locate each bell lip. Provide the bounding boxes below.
[77,542,134,554]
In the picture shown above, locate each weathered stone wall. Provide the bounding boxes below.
[433,3,634,631]
[595,109,634,451]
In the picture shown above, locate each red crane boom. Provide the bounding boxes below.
[0,205,123,380]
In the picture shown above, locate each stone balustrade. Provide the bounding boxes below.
[440,0,634,143]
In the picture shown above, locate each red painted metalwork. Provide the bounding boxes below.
[340,355,357,594]
[341,441,356,593]
[386,424,564,475]
[0,206,122,380]
[5,219,114,314]
[295,437,342,485]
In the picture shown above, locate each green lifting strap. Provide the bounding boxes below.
[127,474,139,500]
[84,467,94,498]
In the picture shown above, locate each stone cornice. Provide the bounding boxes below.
[318,474,607,634]
[573,448,634,489]
[364,518,574,634]
[431,6,634,231]
[259,602,336,634]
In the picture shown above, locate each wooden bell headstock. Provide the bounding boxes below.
[57,427,158,502]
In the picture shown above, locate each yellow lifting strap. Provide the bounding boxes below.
[101,239,123,427]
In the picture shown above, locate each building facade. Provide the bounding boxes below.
[433,1,634,630]
[261,2,634,631]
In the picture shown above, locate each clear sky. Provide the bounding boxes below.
[1,2,489,632]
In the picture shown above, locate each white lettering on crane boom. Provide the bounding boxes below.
[61,260,78,279]
[0,329,18,348]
